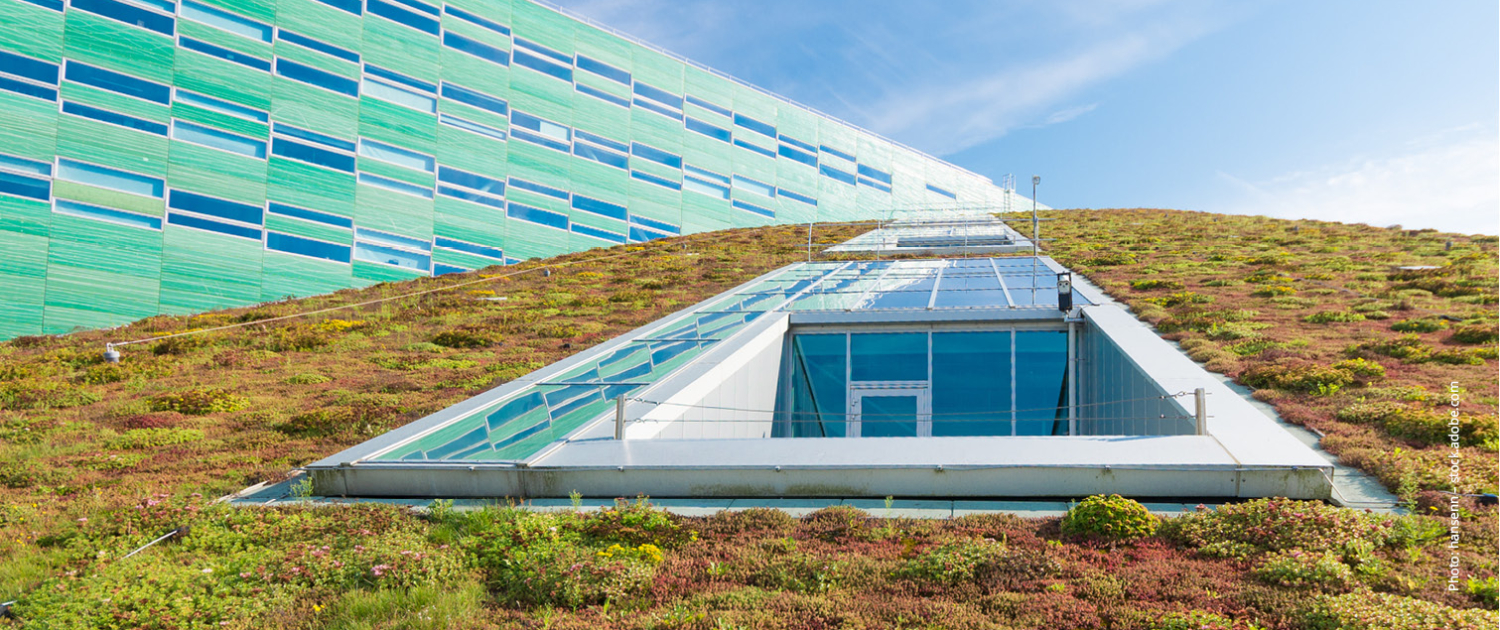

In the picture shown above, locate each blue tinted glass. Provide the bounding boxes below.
[628,226,669,242]
[168,189,262,224]
[365,65,435,93]
[570,195,626,221]
[573,143,627,170]
[778,187,817,206]
[683,177,728,200]
[511,50,572,82]
[819,164,855,185]
[437,165,504,194]
[858,177,892,193]
[54,199,161,229]
[179,37,271,71]
[733,113,774,138]
[857,164,892,184]
[0,154,51,176]
[926,184,957,200]
[778,145,817,168]
[132,0,172,12]
[56,159,163,197]
[387,0,437,16]
[355,227,429,251]
[276,59,357,96]
[0,171,50,201]
[366,0,439,34]
[683,165,728,184]
[437,186,504,209]
[435,236,503,259]
[572,223,625,243]
[785,334,846,437]
[273,124,356,151]
[0,77,56,101]
[271,138,355,172]
[172,121,265,158]
[354,241,431,270]
[167,212,261,239]
[312,0,360,14]
[507,178,568,201]
[17,0,64,11]
[61,101,167,135]
[443,5,509,35]
[359,139,434,172]
[732,200,773,218]
[685,117,730,142]
[574,130,626,153]
[820,145,855,162]
[278,29,359,63]
[575,55,629,84]
[575,83,628,108]
[633,82,682,108]
[513,37,572,64]
[1015,331,1067,436]
[507,202,568,230]
[443,32,509,65]
[630,142,681,169]
[684,95,731,118]
[859,395,917,438]
[778,134,816,153]
[267,202,352,228]
[732,175,774,198]
[181,0,271,42]
[931,331,1011,437]
[432,263,470,275]
[0,51,58,84]
[733,139,775,160]
[174,90,268,122]
[358,173,432,198]
[632,98,682,121]
[70,0,174,35]
[630,170,680,191]
[629,214,679,234]
[440,82,507,116]
[850,332,926,381]
[65,61,170,103]
[363,78,436,112]
[266,231,350,262]
[510,130,569,153]
[440,114,505,141]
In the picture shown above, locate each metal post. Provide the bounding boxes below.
[1194,388,1207,435]
[1030,176,1040,304]
[614,394,626,440]
[1067,319,1077,435]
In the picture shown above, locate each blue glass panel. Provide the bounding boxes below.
[434,236,502,260]
[168,189,262,224]
[0,77,56,101]
[511,129,568,153]
[181,0,271,42]
[437,186,505,209]
[0,50,58,84]
[684,95,730,117]
[56,159,163,197]
[167,212,261,239]
[0,154,51,176]
[732,199,773,218]
[778,144,817,167]
[276,59,357,96]
[632,82,682,109]
[365,65,435,93]
[179,37,271,71]
[850,332,926,381]
[733,139,775,159]
[433,263,470,275]
[437,166,504,194]
[819,145,855,162]
[683,165,728,184]
[510,111,568,141]
[0,172,50,201]
[175,90,268,122]
[573,143,627,170]
[576,55,629,84]
[683,177,728,200]
[61,101,166,134]
[443,32,509,65]
[312,0,361,14]
[17,0,64,11]
[857,164,892,185]
[266,231,350,263]
[575,83,628,108]
[267,202,352,228]
[172,120,265,158]
[131,0,172,12]
[570,195,626,221]
[443,5,509,35]
[926,184,957,200]
[64,61,170,103]
[785,334,846,438]
[358,173,432,198]
[629,170,680,191]
[628,226,669,242]
[630,142,681,169]
[359,139,434,172]
[440,114,505,141]
[54,199,161,230]
[1015,331,1067,436]
[441,82,507,116]
[355,227,429,251]
[575,130,626,153]
[858,177,892,193]
[819,164,855,185]
[733,113,775,138]
[387,0,437,16]
[632,98,682,121]
[732,175,775,198]
[859,395,917,438]
[70,0,174,35]
[513,37,572,64]
[629,214,679,234]
[778,134,816,154]
[363,78,436,112]
[366,0,439,34]
[273,124,356,151]
[777,187,816,206]
[354,241,431,270]
[511,49,572,82]
[278,29,359,63]
[271,138,355,172]
[931,331,1011,437]
[685,117,730,142]
[506,202,568,230]
[507,178,567,200]
[572,222,625,243]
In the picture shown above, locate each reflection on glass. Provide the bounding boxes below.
[851,333,927,381]
[858,394,918,437]
[786,334,846,437]
[931,331,1012,436]
[1016,331,1068,435]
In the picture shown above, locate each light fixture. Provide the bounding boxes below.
[103,343,121,363]
[1057,272,1073,313]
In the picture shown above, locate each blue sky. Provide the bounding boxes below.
[553,0,1498,234]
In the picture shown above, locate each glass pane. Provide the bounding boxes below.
[1015,331,1068,435]
[860,395,917,437]
[787,334,846,437]
[850,333,926,381]
[932,332,1012,436]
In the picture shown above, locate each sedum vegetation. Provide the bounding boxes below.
[1,211,1497,628]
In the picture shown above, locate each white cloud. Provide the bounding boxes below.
[1213,129,1499,235]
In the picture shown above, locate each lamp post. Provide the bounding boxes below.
[1031,175,1040,258]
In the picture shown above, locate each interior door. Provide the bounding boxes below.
[849,388,931,437]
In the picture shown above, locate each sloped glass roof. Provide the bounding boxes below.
[367,257,1087,463]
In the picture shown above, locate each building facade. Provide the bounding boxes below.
[0,0,1015,339]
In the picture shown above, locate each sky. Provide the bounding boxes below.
[551,0,1499,235]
